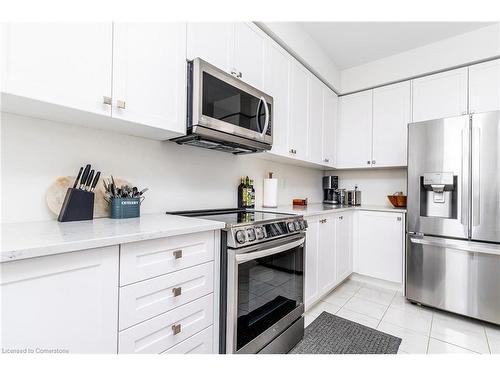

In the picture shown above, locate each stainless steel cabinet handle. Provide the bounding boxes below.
[339,216,343,220]
[238,71,243,78]
[324,158,329,163]
[172,287,182,297]
[231,70,238,77]
[367,160,371,165]
[372,160,376,165]
[103,96,112,105]
[171,323,182,335]
[116,100,126,109]
[173,250,183,259]
[397,217,402,221]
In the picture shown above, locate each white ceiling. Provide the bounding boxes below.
[298,22,495,69]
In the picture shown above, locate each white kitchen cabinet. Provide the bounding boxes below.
[318,216,336,295]
[112,23,186,135]
[469,59,500,114]
[412,67,468,122]
[304,217,320,309]
[307,75,324,164]
[356,211,404,283]
[264,40,290,157]
[186,22,233,73]
[233,23,265,90]
[335,212,353,283]
[372,81,412,167]
[322,88,338,167]
[336,90,373,168]
[288,60,309,159]
[0,22,113,116]
[0,246,119,354]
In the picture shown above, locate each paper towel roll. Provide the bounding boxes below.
[263,178,278,208]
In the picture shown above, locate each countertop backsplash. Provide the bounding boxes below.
[325,168,407,207]
[1,112,323,223]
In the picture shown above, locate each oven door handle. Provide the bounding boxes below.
[235,237,305,263]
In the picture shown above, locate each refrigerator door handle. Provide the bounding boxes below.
[472,126,481,227]
[409,235,500,256]
[460,126,470,228]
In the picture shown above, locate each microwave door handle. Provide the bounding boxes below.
[255,97,263,134]
[259,96,270,137]
[235,237,305,264]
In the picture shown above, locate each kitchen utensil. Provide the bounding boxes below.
[387,192,407,208]
[79,164,91,189]
[90,171,100,192]
[73,167,83,189]
[85,170,94,191]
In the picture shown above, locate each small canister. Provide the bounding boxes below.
[337,189,346,205]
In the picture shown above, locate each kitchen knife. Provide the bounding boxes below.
[90,171,101,192]
[85,170,94,191]
[73,167,84,189]
[79,164,91,189]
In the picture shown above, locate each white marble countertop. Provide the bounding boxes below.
[256,203,407,217]
[1,214,225,263]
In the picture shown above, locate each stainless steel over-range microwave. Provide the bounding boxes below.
[172,58,273,154]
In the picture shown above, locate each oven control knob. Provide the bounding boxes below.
[235,230,246,244]
[246,228,256,242]
[299,220,305,230]
[294,221,301,231]
[255,226,265,240]
[287,222,295,232]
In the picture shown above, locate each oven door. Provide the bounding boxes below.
[226,234,305,354]
[190,58,273,145]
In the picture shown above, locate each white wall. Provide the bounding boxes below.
[341,23,500,93]
[1,113,323,223]
[256,22,341,91]
[326,169,407,207]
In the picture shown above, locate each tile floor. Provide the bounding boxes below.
[304,278,500,354]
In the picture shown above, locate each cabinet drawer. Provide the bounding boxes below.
[118,294,213,354]
[120,231,215,285]
[119,262,214,330]
[162,326,213,354]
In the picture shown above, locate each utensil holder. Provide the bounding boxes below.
[110,197,143,219]
[58,188,95,222]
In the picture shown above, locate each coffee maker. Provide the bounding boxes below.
[323,176,339,204]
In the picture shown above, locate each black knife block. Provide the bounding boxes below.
[58,188,95,222]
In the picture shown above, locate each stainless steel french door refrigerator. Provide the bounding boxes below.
[406,111,500,325]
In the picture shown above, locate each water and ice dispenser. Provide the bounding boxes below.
[420,172,457,219]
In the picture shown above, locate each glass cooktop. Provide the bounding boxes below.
[167,208,296,227]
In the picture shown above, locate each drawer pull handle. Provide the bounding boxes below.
[172,323,182,335]
[172,287,182,297]
[173,250,183,259]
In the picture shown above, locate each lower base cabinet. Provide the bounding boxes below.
[0,246,119,354]
[355,211,404,283]
[305,212,353,309]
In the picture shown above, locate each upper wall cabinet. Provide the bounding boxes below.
[412,67,468,122]
[322,88,338,168]
[112,23,186,133]
[469,59,500,114]
[1,23,113,116]
[288,60,309,160]
[372,81,411,167]
[186,22,265,90]
[307,75,324,165]
[1,23,187,139]
[264,40,290,157]
[336,91,373,169]
[186,23,233,73]
[232,23,265,90]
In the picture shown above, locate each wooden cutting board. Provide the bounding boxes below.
[46,176,132,219]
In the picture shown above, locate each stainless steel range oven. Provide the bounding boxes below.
[169,208,306,354]
[226,232,305,354]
